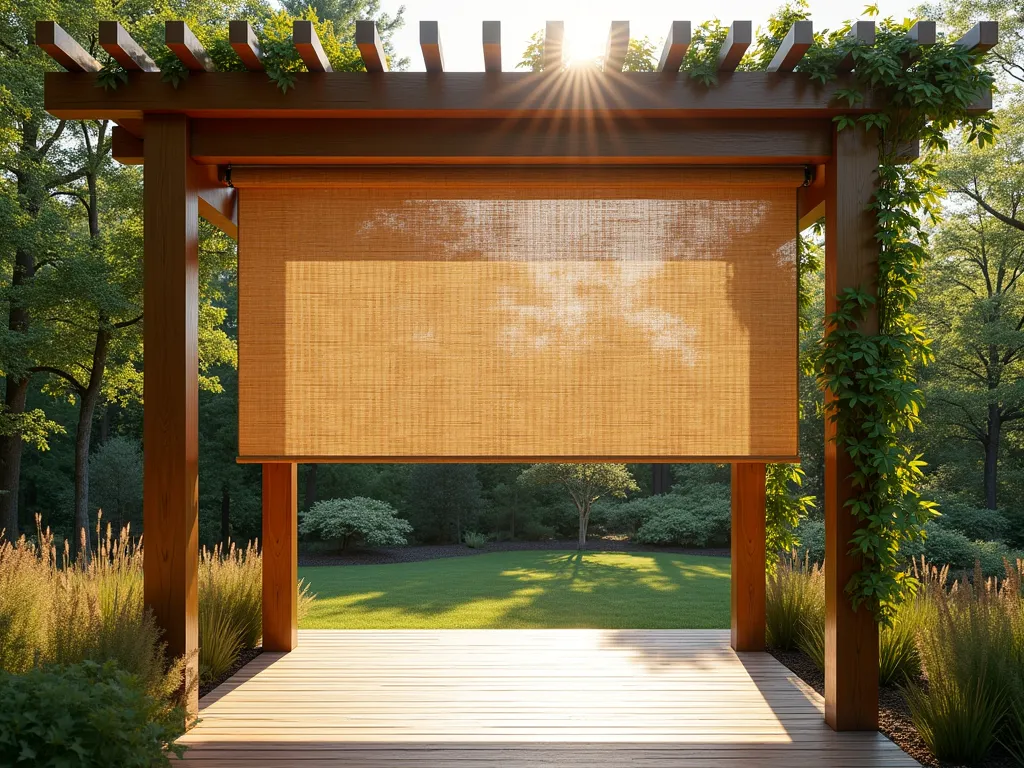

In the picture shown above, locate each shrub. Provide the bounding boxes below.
[463,531,488,549]
[300,497,412,550]
[0,660,185,767]
[765,553,823,651]
[793,519,825,565]
[633,487,731,547]
[922,526,975,571]
[932,498,1010,543]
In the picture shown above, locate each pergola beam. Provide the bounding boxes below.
[955,21,999,53]
[100,21,159,72]
[48,71,983,120]
[544,21,564,72]
[604,21,629,72]
[718,21,752,72]
[229,21,263,71]
[482,21,501,72]
[186,117,832,165]
[166,21,214,72]
[658,21,691,73]
[294,20,332,72]
[356,20,388,73]
[837,21,875,73]
[420,21,444,73]
[35,21,101,72]
[767,20,813,72]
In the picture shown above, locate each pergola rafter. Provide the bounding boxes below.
[35,15,997,735]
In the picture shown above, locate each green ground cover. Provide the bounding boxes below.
[299,550,730,629]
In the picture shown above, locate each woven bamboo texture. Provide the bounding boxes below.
[238,170,798,460]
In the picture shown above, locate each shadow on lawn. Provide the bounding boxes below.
[302,550,731,628]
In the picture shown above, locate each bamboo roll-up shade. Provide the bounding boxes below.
[238,168,799,461]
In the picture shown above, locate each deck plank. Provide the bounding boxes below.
[180,630,918,766]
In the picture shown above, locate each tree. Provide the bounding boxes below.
[89,435,142,533]
[920,105,1024,508]
[518,463,638,549]
[920,0,1024,87]
[406,464,482,543]
[0,0,93,539]
[299,497,412,550]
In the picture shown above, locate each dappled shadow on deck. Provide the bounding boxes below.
[180,630,918,767]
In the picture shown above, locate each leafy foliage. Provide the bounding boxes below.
[626,489,731,548]
[0,660,186,767]
[300,497,412,550]
[519,464,639,549]
[794,7,998,622]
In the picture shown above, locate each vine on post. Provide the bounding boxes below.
[746,3,996,621]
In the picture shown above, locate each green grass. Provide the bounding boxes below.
[299,550,730,629]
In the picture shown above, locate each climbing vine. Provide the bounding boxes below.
[98,9,366,92]
[745,3,996,621]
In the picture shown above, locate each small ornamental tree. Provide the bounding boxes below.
[518,464,639,550]
[299,497,412,551]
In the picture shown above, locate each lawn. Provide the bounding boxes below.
[299,550,730,629]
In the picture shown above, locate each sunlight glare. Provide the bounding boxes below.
[561,19,606,68]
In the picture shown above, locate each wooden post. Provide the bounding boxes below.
[731,463,766,651]
[823,124,880,731]
[142,114,200,719]
[262,463,298,651]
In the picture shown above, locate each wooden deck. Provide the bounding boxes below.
[180,630,919,767]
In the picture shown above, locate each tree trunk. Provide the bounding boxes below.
[303,464,317,510]
[220,484,231,544]
[984,403,1001,509]
[0,377,29,540]
[0,118,45,540]
[72,329,110,561]
[577,508,588,550]
[99,404,111,444]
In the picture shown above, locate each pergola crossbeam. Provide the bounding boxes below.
[837,21,875,73]
[100,21,159,72]
[166,21,214,72]
[356,20,388,73]
[767,20,812,72]
[230,21,263,71]
[604,21,629,72]
[718,21,752,72]
[955,21,999,53]
[420,21,444,73]
[294,20,332,72]
[658,21,691,73]
[35,21,101,72]
[544,21,564,72]
[482,21,501,72]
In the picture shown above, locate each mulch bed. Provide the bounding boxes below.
[299,539,730,567]
[198,646,262,700]
[768,648,1019,768]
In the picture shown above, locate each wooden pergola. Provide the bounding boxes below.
[37,15,996,733]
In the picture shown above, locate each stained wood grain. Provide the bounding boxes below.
[262,463,297,652]
[142,114,200,720]
[731,464,767,651]
[189,117,832,165]
[823,124,881,731]
[178,630,918,766]
[45,71,975,122]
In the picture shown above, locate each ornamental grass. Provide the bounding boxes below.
[0,515,309,690]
